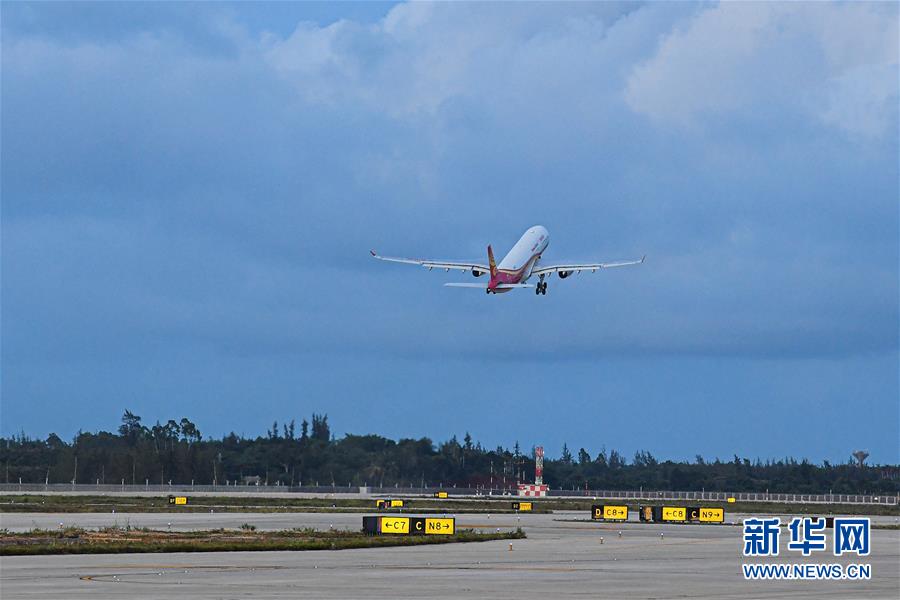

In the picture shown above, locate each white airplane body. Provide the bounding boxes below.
[371,225,643,295]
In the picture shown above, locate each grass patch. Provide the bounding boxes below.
[532,498,898,517]
[0,526,525,556]
[614,500,898,517]
[1,494,894,517]
[0,495,551,514]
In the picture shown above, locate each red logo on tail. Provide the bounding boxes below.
[487,245,497,277]
[487,245,499,291]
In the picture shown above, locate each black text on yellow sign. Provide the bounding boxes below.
[434,491,448,499]
[168,496,188,505]
[376,499,405,509]
[591,505,628,521]
[379,517,410,534]
[512,502,532,511]
[603,505,628,520]
[698,508,724,523]
[425,518,455,535]
[409,518,455,535]
[378,517,455,536]
[661,506,687,522]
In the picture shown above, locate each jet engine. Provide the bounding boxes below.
[472,270,483,277]
[558,270,572,279]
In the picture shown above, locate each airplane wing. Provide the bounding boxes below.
[370,250,490,275]
[532,255,645,277]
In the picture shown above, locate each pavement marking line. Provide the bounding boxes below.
[74,564,247,570]
[76,564,287,571]
[384,565,585,573]
[381,563,724,575]
[77,564,290,582]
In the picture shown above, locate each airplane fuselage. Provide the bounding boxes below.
[488,225,550,293]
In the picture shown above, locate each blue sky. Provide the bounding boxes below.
[2,2,897,464]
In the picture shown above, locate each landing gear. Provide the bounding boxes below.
[535,276,548,295]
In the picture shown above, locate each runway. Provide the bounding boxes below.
[2,512,898,599]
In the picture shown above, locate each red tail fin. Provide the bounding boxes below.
[488,245,497,277]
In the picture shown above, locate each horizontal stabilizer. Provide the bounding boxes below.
[443,282,535,289]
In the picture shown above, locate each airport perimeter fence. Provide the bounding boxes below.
[557,489,899,506]
[0,483,896,505]
[0,483,487,496]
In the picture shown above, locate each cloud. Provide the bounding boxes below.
[2,1,896,361]
[625,2,899,139]
[262,2,634,116]
[1,2,897,457]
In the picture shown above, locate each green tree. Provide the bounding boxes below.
[609,449,625,469]
[311,414,329,442]
[118,410,144,444]
[578,448,591,465]
[180,418,200,444]
[561,443,573,464]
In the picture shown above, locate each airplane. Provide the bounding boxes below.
[370,225,644,295]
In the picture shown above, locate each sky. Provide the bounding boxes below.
[2,1,898,465]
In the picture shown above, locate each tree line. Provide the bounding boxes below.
[1,411,897,495]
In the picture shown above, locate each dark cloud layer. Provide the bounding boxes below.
[2,2,897,462]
